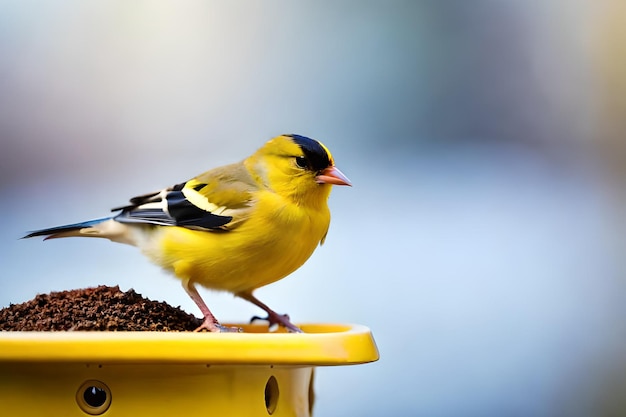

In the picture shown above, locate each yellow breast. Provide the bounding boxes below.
[147,191,331,294]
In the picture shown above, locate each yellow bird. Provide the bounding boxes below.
[24,134,351,332]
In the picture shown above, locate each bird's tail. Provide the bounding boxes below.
[23,217,114,240]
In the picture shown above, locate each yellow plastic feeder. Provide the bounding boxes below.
[0,323,378,416]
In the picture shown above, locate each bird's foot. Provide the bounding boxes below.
[193,317,242,333]
[250,312,303,333]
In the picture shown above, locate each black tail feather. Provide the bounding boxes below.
[22,217,112,239]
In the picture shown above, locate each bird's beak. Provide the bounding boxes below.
[316,166,352,186]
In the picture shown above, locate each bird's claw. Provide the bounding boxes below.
[250,313,302,333]
[193,318,242,333]
[250,314,288,324]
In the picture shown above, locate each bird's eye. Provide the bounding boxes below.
[295,156,308,169]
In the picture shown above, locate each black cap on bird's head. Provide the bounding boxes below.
[288,134,332,172]
[286,134,351,186]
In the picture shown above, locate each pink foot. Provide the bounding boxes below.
[250,312,302,333]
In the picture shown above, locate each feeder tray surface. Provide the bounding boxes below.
[0,285,378,365]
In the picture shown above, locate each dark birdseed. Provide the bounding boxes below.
[0,285,202,331]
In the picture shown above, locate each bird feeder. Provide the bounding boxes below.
[0,323,378,416]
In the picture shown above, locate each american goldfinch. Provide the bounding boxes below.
[24,134,351,333]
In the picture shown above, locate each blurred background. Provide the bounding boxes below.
[2,1,626,416]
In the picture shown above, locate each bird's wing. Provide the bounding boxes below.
[112,162,256,231]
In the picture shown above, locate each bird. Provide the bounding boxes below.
[23,134,351,333]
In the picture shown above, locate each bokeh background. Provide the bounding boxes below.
[2,1,626,416]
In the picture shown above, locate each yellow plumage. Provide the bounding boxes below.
[24,134,351,332]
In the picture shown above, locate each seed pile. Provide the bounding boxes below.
[0,285,201,331]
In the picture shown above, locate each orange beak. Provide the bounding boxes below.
[316,166,352,186]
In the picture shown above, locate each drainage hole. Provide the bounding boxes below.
[84,386,107,407]
[76,380,112,415]
[265,375,279,415]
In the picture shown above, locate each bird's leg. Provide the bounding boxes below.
[182,279,240,333]
[237,291,303,333]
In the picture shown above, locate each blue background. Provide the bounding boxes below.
[2,2,626,416]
